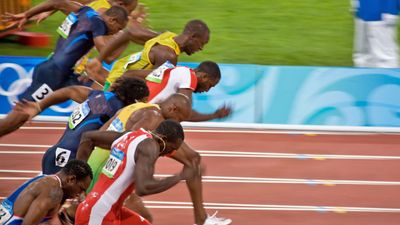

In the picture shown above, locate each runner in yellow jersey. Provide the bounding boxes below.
[86,19,210,90]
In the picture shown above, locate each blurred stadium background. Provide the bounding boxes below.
[1,0,356,66]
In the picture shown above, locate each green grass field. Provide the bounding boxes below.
[0,0,357,66]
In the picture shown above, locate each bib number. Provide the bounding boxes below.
[124,52,142,69]
[0,203,12,224]
[57,13,78,38]
[68,102,90,129]
[31,84,53,102]
[108,118,124,132]
[102,148,125,178]
[55,148,72,167]
[145,61,174,83]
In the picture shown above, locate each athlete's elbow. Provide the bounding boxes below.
[135,185,150,197]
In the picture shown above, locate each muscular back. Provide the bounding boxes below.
[126,107,164,131]
[13,176,63,223]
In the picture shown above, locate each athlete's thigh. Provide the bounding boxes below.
[19,60,71,102]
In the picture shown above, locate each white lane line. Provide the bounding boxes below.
[1,172,399,186]
[0,144,51,148]
[143,201,400,213]
[18,125,400,135]
[0,197,397,213]
[0,151,45,154]
[1,145,400,160]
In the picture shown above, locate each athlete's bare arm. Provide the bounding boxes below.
[13,86,92,121]
[0,86,92,137]
[134,139,192,196]
[2,0,83,28]
[121,45,178,80]
[177,88,232,121]
[87,23,158,78]
[77,130,124,161]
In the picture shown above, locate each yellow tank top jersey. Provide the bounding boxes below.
[106,31,181,84]
[87,0,112,11]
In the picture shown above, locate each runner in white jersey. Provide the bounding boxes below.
[145,60,232,121]
[75,119,197,225]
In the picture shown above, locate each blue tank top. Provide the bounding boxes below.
[0,175,49,225]
[52,6,108,70]
[52,90,124,158]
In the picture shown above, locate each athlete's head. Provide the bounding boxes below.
[103,6,129,35]
[159,93,192,122]
[181,20,210,55]
[154,119,185,156]
[112,76,149,105]
[194,61,221,93]
[60,160,93,198]
[111,0,138,13]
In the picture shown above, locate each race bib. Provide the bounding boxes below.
[57,13,78,38]
[0,202,12,224]
[124,52,142,69]
[55,148,72,167]
[145,61,175,83]
[107,118,124,132]
[102,147,125,178]
[68,102,90,129]
[31,83,53,102]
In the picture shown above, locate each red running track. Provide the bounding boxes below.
[1,122,400,225]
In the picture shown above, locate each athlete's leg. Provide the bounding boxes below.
[124,193,153,223]
[170,141,207,225]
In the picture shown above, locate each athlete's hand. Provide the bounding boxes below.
[213,104,233,119]
[85,58,102,79]
[2,12,28,29]
[13,99,41,120]
[31,11,53,25]
[129,3,148,26]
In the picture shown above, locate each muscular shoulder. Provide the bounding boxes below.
[136,138,159,158]
[150,45,177,65]
[26,177,63,203]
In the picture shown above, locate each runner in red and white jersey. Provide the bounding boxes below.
[75,119,197,225]
[146,60,232,122]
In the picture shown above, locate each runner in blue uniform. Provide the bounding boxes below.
[39,77,149,174]
[0,0,129,137]
[0,160,92,225]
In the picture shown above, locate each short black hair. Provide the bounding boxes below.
[113,76,149,105]
[155,119,185,142]
[62,159,93,180]
[121,0,136,4]
[196,61,221,81]
[105,6,129,24]
[183,19,209,37]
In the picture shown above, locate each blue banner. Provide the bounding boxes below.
[1,56,400,126]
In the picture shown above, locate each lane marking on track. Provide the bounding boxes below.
[1,172,399,186]
[123,201,400,213]
[17,126,400,135]
[0,197,397,213]
[1,145,400,160]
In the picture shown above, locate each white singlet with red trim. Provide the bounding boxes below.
[147,66,197,104]
[87,129,151,225]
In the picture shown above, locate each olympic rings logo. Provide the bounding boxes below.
[0,62,76,113]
